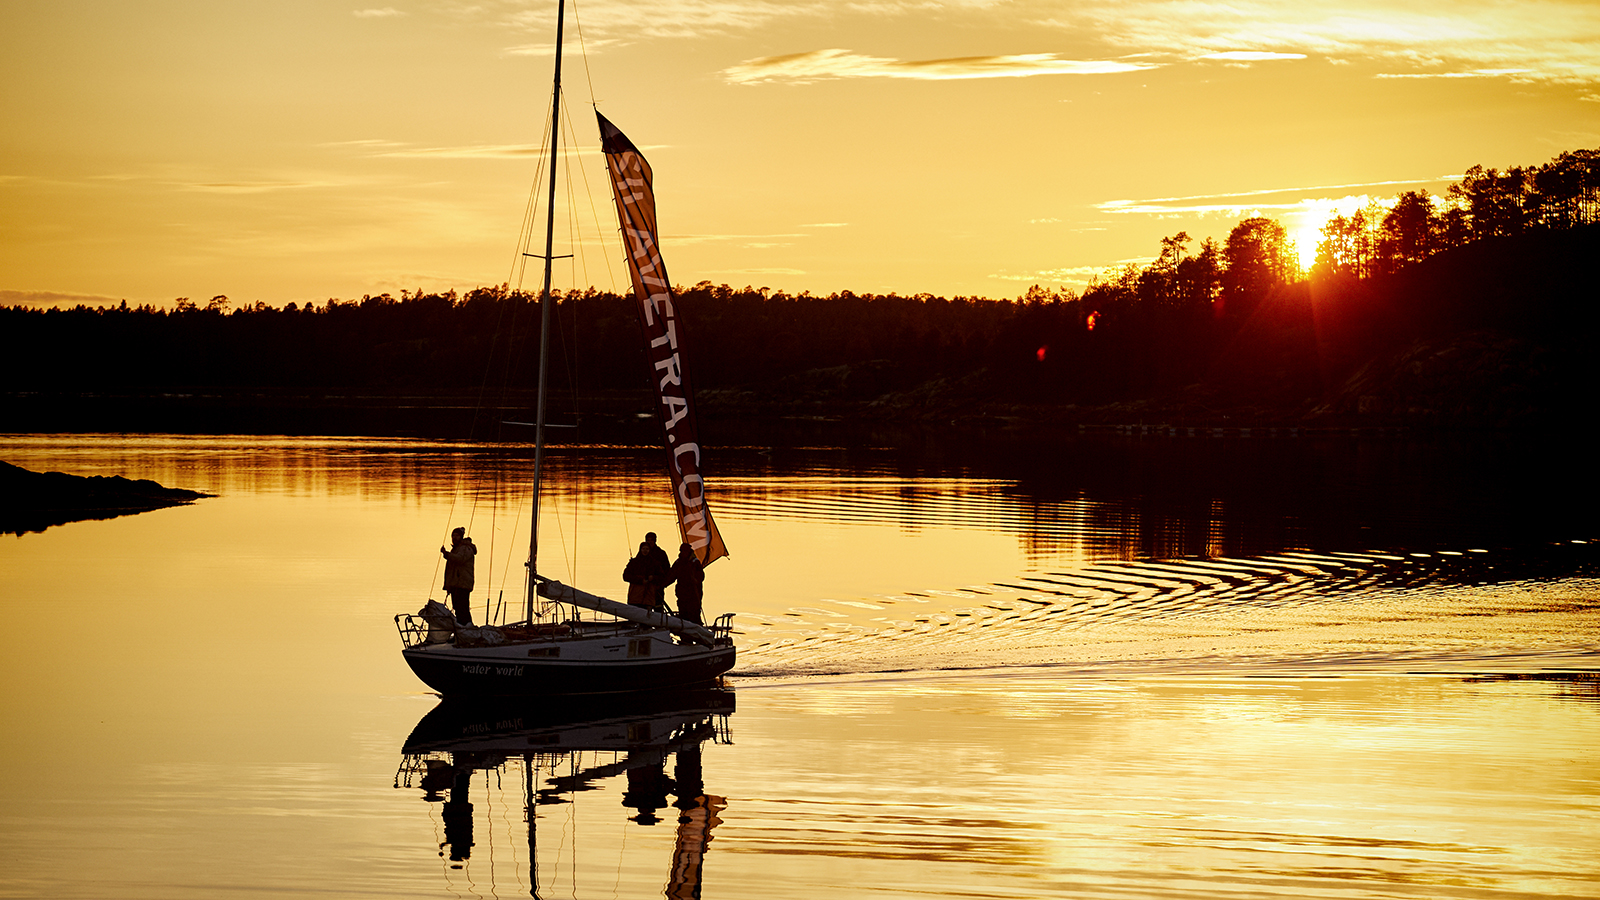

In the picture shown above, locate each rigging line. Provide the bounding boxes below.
[555,0,621,296]
[433,461,478,604]
[533,92,603,587]
[620,504,633,563]
[430,87,555,596]
[427,794,452,885]
[541,454,572,585]
[569,754,581,900]
[610,781,628,900]
[562,106,622,295]
[554,98,587,587]
[510,99,558,290]
[485,454,497,623]
[481,772,499,900]
[575,111,622,293]
[556,113,631,587]
[496,471,531,616]
[569,0,600,107]
[493,88,560,453]
[557,84,615,295]
[558,94,586,292]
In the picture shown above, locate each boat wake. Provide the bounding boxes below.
[734,542,1600,680]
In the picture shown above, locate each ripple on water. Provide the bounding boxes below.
[734,542,1600,678]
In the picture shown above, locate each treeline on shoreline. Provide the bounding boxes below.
[3,147,1596,432]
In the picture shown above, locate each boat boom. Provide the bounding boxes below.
[537,578,716,647]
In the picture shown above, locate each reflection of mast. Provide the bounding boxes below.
[526,757,539,900]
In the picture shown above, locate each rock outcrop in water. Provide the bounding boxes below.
[0,460,212,536]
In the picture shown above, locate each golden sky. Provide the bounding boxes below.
[2,0,1597,307]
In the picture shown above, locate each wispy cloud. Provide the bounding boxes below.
[800,222,849,228]
[499,0,811,42]
[1375,68,1533,79]
[0,289,133,309]
[374,144,545,159]
[353,7,405,18]
[670,232,809,245]
[182,180,336,194]
[992,261,1159,286]
[725,49,1158,84]
[320,138,408,149]
[707,267,808,276]
[361,141,644,159]
[1074,0,1600,84]
[1198,50,1306,61]
[478,0,1600,84]
[504,37,622,57]
[991,265,1102,283]
[1097,175,1461,216]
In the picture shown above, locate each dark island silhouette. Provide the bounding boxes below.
[2,146,1595,439]
[1,461,212,536]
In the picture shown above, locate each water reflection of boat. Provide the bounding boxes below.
[395,687,735,896]
[392,0,735,697]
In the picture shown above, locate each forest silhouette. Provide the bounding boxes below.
[3,146,1596,437]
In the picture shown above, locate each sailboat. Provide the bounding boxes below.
[394,0,735,696]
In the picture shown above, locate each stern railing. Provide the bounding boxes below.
[394,613,430,649]
[710,612,735,646]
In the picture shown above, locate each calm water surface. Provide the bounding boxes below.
[0,433,1595,899]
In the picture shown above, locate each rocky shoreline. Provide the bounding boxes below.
[1,460,212,536]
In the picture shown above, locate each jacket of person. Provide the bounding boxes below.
[623,547,668,607]
[668,554,704,600]
[442,540,476,591]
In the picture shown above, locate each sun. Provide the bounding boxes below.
[1288,225,1322,272]
[1284,195,1378,274]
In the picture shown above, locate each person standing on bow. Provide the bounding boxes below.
[623,540,668,609]
[643,531,672,609]
[667,542,705,625]
[440,527,477,626]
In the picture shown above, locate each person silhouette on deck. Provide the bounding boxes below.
[643,531,672,608]
[666,542,705,625]
[624,540,669,609]
[440,527,476,626]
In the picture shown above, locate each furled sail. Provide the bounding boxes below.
[598,111,728,565]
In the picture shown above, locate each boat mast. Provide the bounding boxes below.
[527,0,566,622]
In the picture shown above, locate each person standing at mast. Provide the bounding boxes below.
[667,542,705,625]
[441,527,477,626]
[643,532,672,609]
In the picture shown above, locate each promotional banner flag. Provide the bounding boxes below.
[598,111,728,565]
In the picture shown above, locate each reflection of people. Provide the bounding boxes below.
[440,527,476,626]
[643,532,672,608]
[674,744,704,812]
[441,768,474,862]
[623,541,667,608]
[667,543,705,625]
[623,760,674,825]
